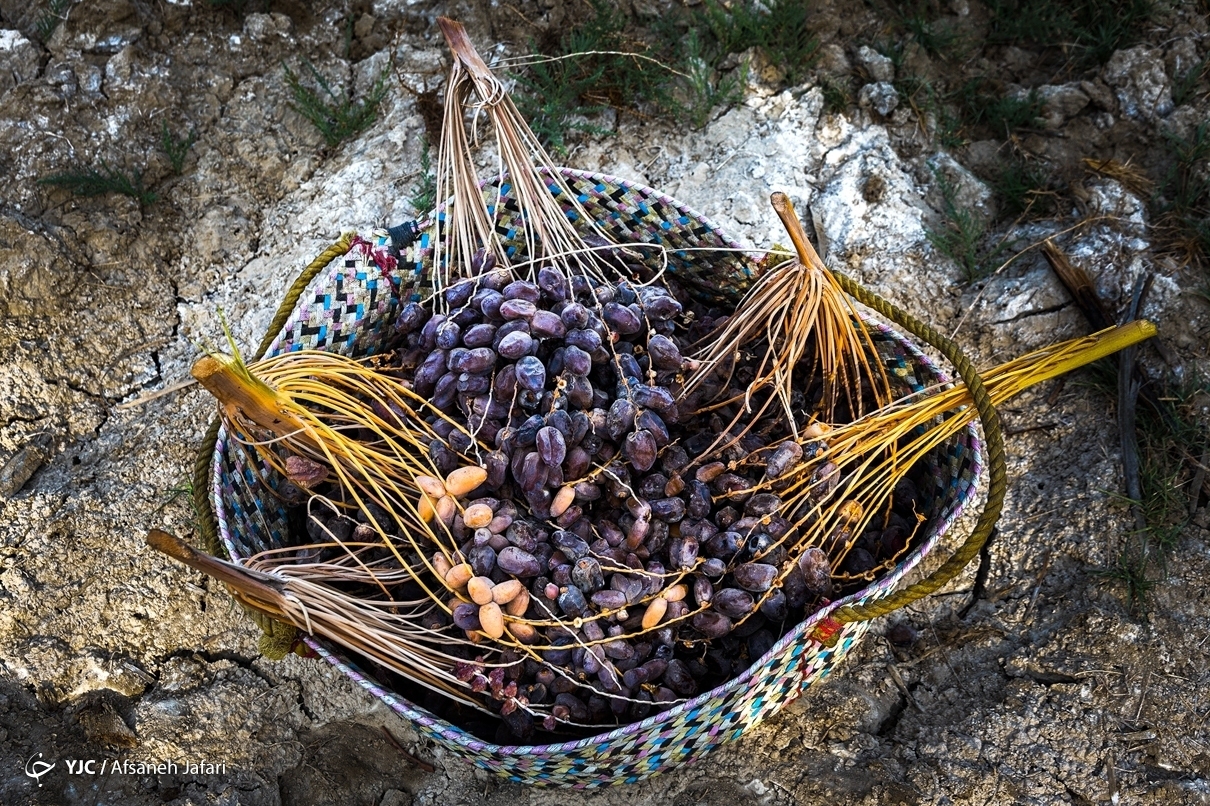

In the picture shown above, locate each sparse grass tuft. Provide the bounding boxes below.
[1138,379,1210,506]
[925,168,1001,280]
[409,138,436,216]
[35,0,71,41]
[154,479,205,537]
[936,106,967,148]
[570,0,671,111]
[1155,122,1210,267]
[511,0,663,151]
[511,56,611,156]
[675,27,746,128]
[990,157,1054,218]
[985,0,1155,67]
[1095,546,1158,613]
[160,122,198,176]
[894,74,942,122]
[818,75,852,115]
[957,80,1043,137]
[1172,55,1210,108]
[897,3,963,59]
[284,60,390,148]
[39,161,157,207]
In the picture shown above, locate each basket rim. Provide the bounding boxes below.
[412,167,753,253]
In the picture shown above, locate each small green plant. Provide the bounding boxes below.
[875,42,958,139]
[512,0,673,150]
[818,75,851,115]
[700,0,819,85]
[39,161,157,207]
[410,138,436,215]
[511,56,611,155]
[892,74,938,117]
[984,0,1154,67]
[572,0,671,111]
[284,60,390,148]
[1069,0,1155,66]
[897,3,963,59]
[1173,55,1209,108]
[343,11,356,60]
[1095,546,1158,613]
[958,80,1043,137]
[873,37,906,72]
[1155,122,1210,266]
[925,168,1006,280]
[675,28,746,128]
[989,157,1054,218]
[160,122,198,176]
[936,106,966,149]
[35,0,71,41]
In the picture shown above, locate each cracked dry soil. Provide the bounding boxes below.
[2,0,1210,804]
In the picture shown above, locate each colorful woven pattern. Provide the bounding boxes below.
[210,170,984,786]
[263,232,406,357]
[404,168,762,304]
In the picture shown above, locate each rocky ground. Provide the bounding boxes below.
[1,0,1209,804]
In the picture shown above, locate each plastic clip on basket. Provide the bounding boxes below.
[180,171,999,787]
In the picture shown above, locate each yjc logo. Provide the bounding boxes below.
[24,753,55,787]
[65,760,100,774]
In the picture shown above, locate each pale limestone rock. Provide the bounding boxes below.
[855,45,894,82]
[1102,46,1173,121]
[858,81,899,117]
[0,31,40,94]
[1036,84,1090,129]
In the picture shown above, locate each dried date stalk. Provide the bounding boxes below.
[683,192,893,444]
[432,18,616,303]
[727,320,1158,621]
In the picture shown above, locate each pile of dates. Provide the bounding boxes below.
[297,250,932,742]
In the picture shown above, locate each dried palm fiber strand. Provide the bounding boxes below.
[430,18,620,304]
[701,319,1158,626]
[683,194,893,450]
[181,318,1153,721]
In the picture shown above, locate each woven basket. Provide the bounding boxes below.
[200,169,987,787]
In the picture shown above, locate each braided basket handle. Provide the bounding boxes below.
[809,273,1007,645]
